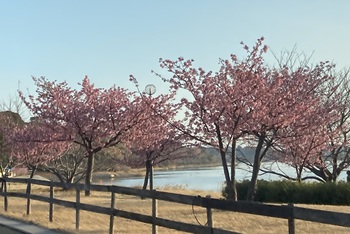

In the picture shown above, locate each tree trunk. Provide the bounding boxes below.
[307,166,332,183]
[230,139,237,201]
[150,162,154,190]
[29,166,37,179]
[54,172,66,184]
[332,154,338,183]
[69,175,75,184]
[246,136,264,201]
[215,124,233,199]
[85,152,94,196]
[142,160,151,190]
[26,165,37,196]
[296,166,302,183]
[222,153,233,199]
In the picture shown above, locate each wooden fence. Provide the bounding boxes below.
[1,177,350,234]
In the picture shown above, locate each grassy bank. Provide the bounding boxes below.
[0,183,350,233]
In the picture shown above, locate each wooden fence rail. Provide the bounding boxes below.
[1,177,350,234]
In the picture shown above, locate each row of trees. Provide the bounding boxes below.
[146,37,347,200]
[1,77,188,196]
[1,37,350,201]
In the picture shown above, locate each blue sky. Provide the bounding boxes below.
[1,1,350,106]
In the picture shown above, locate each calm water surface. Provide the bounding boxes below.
[93,163,348,192]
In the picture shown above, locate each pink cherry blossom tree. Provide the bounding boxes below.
[0,111,25,177]
[243,58,338,200]
[302,69,350,182]
[269,106,335,182]
[19,76,147,195]
[4,123,71,178]
[256,50,342,184]
[122,80,191,190]
[154,37,338,201]
[151,38,271,200]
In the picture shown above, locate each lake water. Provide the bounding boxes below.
[93,163,348,192]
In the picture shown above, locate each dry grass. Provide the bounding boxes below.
[0,182,350,233]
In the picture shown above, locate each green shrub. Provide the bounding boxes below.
[222,180,350,205]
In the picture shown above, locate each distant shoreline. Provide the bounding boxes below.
[93,163,223,179]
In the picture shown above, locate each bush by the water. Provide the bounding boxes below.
[224,180,350,205]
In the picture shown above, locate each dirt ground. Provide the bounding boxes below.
[0,183,350,234]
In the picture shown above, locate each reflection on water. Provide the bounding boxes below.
[93,163,348,192]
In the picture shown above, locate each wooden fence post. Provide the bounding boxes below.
[26,180,31,215]
[288,203,295,234]
[152,189,158,234]
[206,195,213,232]
[109,192,115,234]
[76,189,80,230]
[3,181,7,212]
[49,181,54,222]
